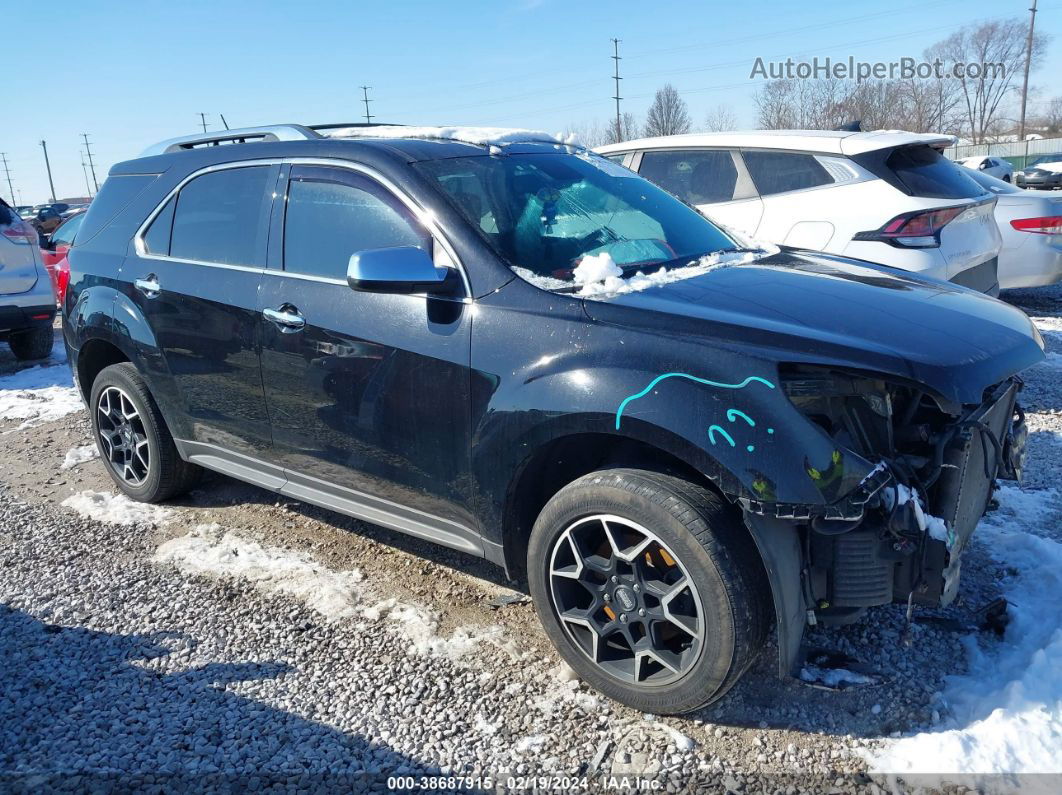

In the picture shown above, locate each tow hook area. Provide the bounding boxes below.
[1001,404,1029,482]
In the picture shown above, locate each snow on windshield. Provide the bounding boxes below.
[513,244,780,299]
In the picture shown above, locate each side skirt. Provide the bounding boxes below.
[174,439,502,564]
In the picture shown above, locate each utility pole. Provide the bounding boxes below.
[220,113,230,130]
[80,133,99,193]
[80,155,93,197]
[0,153,14,205]
[40,140,56,203]
[360,86,374,124]
[1018,0,1038,142]
[198,113,208,133]
[611,38,623,142]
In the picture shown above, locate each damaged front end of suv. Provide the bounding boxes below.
[744,363,1032,675]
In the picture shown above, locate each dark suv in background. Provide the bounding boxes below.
[64,124,1042,713]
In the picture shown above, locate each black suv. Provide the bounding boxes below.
[64,124,1042,714]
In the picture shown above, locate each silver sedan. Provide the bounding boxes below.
[967,169,1062,289]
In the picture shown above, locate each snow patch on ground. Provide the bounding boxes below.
[154,525,364,619]
[363,597,513,662]
[1032,315,1062,335]
[800,664,878,688]
[1034,352,1062,369]
[322,125,574,147]
[62,490,172,526]
[153,527,515,662]
[868,485,1062,786]
[60,444,99,470]
[0,361,82,430]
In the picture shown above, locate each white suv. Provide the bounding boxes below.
[597,130,1002,294]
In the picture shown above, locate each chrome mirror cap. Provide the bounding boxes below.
[347,247,455,294]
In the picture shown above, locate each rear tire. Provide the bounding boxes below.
[9,327,53,361]
[89,362,200,503]
[527,468,772,714]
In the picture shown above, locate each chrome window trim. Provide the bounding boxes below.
[133,156,471,297]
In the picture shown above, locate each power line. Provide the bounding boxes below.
[611,38,622,140]
[40,141,56,203]
[0,153,14,206]
[360,86,374,124]
[81,133,99,193]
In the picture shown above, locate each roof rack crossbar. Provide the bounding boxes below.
[140,124,322,157]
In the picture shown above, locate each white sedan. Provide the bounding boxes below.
[958,155,1014,183]
[966,169,1062,288]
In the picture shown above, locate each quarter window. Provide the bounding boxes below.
[142,196,175,255]
[638,150,739,205]
[282,168,430,280]
[742,151,832,196]
[168,166,271,266]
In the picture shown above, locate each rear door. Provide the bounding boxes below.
[123,163,276,459]
[635,149,764,239]
[0,198,42,295]
[257,163,478,544]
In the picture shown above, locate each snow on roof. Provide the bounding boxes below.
[321,125,580,148]
[596,129,956,157]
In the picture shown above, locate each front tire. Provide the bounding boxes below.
[527,468,771,714]
[89,363,200,502]
[9,327,53,361]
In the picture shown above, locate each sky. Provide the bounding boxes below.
[3,0,1060,205]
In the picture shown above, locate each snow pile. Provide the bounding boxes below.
[1032,315,1062,335]
[323,125,574,147]
[884,482,953,546]
[154,525,364,619]
[60,444,99,470]
[363,597,512,662]
[800,663,878,688]
[564,245,780,299]
[572,251,625,295]
[62,490,172,526]
[0,363,82,430]
[868,485,1062,786]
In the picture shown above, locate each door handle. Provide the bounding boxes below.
[134,275,161,298]
[263,305,306,332]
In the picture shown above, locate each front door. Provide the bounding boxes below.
[122,163,277,459]
[258,164,478,548]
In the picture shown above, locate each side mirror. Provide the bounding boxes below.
[347,247,457,295]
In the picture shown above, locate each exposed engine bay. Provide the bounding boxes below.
[779,365,1028,626]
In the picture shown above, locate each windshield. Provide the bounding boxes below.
[1029,155,1062,167]
[415,152,738,284]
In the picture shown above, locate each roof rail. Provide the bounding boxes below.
[308,122,404,133]
[140,124,322,157]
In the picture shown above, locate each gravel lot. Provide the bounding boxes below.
[1,286,1059,793]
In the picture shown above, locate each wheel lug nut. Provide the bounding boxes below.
[619,614,627,623]
[603,593,611,602]
[611,575,618,583]
[638,608,646,617]
[633,584,640,593]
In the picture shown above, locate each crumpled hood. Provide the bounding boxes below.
[582,249,1045,406]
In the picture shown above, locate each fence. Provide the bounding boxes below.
[943,136,1062,168]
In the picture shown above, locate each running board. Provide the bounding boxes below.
[175,439,486,559]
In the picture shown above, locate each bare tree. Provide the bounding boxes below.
[644,85,692,137]
[562,120,609,148]
[936,18,1050,143]
[605,112,640,144]
[1039,96,1062,134]
[704,104,738,132]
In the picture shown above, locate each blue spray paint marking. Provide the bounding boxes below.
[767,428,775,434]
[614,373,776,430]
[747,445,755,452]
[707,425,736,447]
[726,408,755,427]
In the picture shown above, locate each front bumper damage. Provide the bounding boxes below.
[743,376,1028,677]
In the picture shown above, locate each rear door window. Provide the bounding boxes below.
[638,150,738,205]
[169,166,272,266]
[884,145,984,199]
[282,166,430,280]
[742,151,832,196]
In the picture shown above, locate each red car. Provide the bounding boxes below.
[40,210,86,304]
